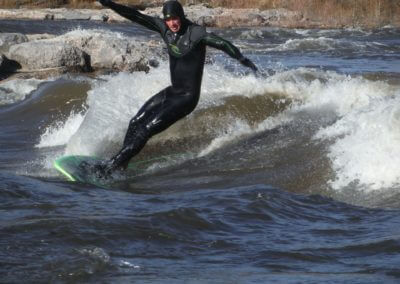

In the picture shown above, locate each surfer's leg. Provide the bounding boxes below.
[106,87,195,172]
[107,124,149,170]
[106,88,168,171]
[122,88,167,148]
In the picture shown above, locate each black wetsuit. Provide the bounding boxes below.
[101,1,257,171]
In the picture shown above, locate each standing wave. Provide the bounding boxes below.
[34,63,400,195]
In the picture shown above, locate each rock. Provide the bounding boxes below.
[52,8,92,21]
[4,29,164,74]
[0,78,43,105]
[213,9,267,27]
[261,9,304,27]
[196,15,216,27]
[26,34,56,41]
[6,40,90,72]
[90,13,109,22]
[59,30,163,72]
[0,33,29,52]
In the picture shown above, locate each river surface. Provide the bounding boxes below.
[1,19,400,283]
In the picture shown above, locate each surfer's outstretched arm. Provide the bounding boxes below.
[203,32,258,72]
[98,0,163,33]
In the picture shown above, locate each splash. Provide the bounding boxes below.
[198,119,252,157]
[314,84,400,191]
[0,78,44,105]
[269,37,389,54]
[200,67,400,192]
[250,67,400,192]
[36,110,86,148]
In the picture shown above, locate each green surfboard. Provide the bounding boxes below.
[54,154,184,187]
[54,155,106,186]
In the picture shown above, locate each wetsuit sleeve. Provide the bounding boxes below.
[203,32,258,72]
[203,32,244,60]
[102,1,163,33]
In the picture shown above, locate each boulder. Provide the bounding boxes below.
[0,33,29,52]
[5,30,164,73]
[213,9,267,27]
[7,40,90,72]
[26,34,56,41]
[59,31,164,72]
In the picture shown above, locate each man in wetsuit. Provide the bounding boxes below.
[96,0,257,176]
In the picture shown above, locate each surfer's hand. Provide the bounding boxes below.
[240,57,258,73]
[98,0,112,7]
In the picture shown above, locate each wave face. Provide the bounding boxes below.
[28,63,400,202]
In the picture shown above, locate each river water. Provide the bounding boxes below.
[1,19,400,283]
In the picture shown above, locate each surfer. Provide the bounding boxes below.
[95,0,258,176]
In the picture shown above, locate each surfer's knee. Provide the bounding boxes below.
[130,123,151,144]
[129,113,145,128]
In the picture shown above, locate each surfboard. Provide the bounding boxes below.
[54,154,183,187]
[54,155,105,186]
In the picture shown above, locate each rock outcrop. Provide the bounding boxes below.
[7,40,90,72]
[0,33,29,52]
[0,5,309,28]
[2,30,163,77]
[59,31,163,72]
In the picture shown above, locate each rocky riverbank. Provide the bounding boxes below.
[1,2,399,81]
[0,5,305,29]
[0,4,302,81]
[1,0,399,29]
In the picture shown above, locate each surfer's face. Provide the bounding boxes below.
[165,16,181,33]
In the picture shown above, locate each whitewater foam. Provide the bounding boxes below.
[37,110,86,148]
[34,55,400,192]
[269,37,387,54]
[0,78,44,105]
[314,84,400,191]
[199,119,253,157]
[65,71,166,156]
[246,67,400,192]
[202,67,400,192]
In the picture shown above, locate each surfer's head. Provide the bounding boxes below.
[163,0,184,33]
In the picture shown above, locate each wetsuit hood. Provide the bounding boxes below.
[163,1,185,20]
